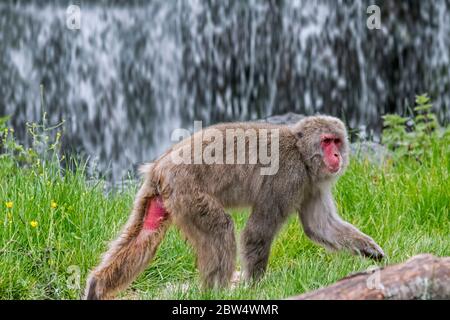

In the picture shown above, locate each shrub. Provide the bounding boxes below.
[0,85,64,175]
[382,93,449,160]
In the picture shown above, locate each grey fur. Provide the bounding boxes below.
[85,115,384,299]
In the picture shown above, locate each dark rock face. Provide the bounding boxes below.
[258,112,305,125]
[350,141,391,164]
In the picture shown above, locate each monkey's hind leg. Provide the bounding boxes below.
[85,188,170,300]
[172,192,236,289]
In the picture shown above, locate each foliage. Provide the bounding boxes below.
[1,128,448,299]
[0,86,64,175]
[0,92,448,299]
[382,93,448,160]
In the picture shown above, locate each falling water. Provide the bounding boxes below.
[1,0,450,179]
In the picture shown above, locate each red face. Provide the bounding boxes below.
[320,134,342,173]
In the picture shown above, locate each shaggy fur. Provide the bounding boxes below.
[85,115,384,299]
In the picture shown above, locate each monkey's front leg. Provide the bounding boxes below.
[298,190,385,261]
[241,204,290,282]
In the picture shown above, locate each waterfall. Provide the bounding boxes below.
[1,0,449,179]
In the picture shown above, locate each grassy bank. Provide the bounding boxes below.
[0,137,448,299]
[1,97,449,299]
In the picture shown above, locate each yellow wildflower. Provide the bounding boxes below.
[30,220,38,228]
[51,200,58,209]
[5,201,13,209]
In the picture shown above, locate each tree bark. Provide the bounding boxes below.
[290,254,450,300]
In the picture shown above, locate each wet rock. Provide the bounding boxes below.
[350,141,391,164]
[258,112,305,125]
[259,113,391,164]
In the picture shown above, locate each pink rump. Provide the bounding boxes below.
[143,196,168,231]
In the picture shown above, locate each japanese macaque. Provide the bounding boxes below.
[85,115,385,300]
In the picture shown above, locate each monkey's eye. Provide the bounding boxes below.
[334,138,341,145]
[322,138,332,145]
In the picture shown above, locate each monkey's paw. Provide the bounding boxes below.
[353,237,385,261]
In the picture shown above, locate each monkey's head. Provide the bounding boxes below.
[291,115,350,180]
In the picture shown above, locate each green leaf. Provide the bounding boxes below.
[0,115,11,127]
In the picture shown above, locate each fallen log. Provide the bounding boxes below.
[291,254,450,300]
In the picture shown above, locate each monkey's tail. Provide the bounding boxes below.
[138,162,155,177]
[139,161,159,190]
[85,162,170,299]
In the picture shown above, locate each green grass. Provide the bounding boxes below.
[0,140,449,300]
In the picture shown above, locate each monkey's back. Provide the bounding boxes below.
[149,122,308,209]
